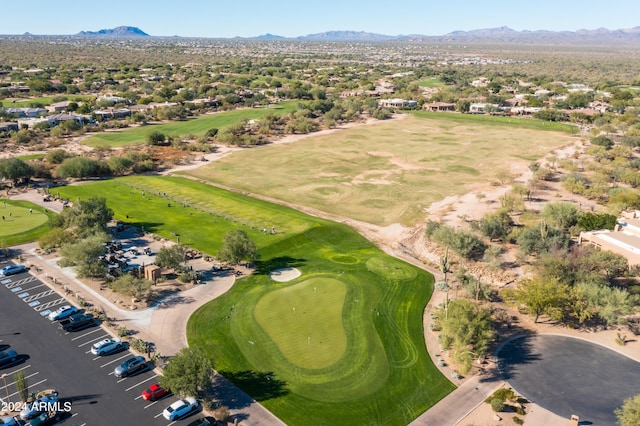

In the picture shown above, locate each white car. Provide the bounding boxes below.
[90,338,125,356]
[162,397,199,420]
[47,305,79,321]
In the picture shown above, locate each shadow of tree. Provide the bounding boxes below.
[217,370,289,404]
[495,335,543,381]
[254,256,306,275]
[61,394,102,404]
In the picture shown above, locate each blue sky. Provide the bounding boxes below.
[3,0,640,38]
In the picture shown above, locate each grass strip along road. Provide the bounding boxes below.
[56,176,455,425]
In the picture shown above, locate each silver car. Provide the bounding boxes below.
[114,356,147,378]
[91,338,125,356]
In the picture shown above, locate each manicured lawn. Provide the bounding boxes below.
[0,200,57,246]
[418,77,444,88]
[82,102,297,148]
[5,95,94,107]
[185,113,578,226]
[55,176,454,425]
[17,153,45,161]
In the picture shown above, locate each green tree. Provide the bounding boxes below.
[591,135,614,149]
[61,196,113,236]
[541,202,579,230]
[517,223,570,256]
[55,157,110,179]
[39,227,74,250]
[45,148,73,164]
[218,229,258,264]
[503,277,571,323]
[155,245,187,271]
[59,231,109,278]
[110,274,153,301]
[0,157,35,186]
[160,346,213,397]
[478,210,512,241]
[577,212,617,231]
[435,299,493,374]
[616,393,640,426]
[147,131,167,146]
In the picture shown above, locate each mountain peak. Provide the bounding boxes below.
[76,26,149,37]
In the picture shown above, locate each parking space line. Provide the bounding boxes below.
[19,284,49,296]
[143,400,159,409]
[4,364,31,376]
[5,276,36,288]
[34,297,66,312]
[100,353,131,368]
[5,371,39,388]
[154,412,164,418]
[125,374,157,391]
[7,378,48,398]
[22,288,56,302]
[117,377,128,383]
[168,421,177,426]
[70,328,103,341]
[78,334,109,348]
[134,394,144,400]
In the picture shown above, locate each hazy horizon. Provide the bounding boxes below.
[3,0,639,38]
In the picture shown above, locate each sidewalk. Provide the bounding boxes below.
[15,242,285,426]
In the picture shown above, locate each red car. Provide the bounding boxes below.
[142,383,170,401]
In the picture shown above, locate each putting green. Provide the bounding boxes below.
[0,203,47,237]
[255,277,347,369]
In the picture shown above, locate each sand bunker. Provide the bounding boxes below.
[270,267,302,282]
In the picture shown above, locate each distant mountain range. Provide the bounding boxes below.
[24,25,640,44]
[75,26,149,37]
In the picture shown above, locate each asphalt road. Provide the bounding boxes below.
[0,264,205,426]
[498,334,640,425]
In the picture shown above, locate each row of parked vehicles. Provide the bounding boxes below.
[5,267,204,424]
[85,331,202,421]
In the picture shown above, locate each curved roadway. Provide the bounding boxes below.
[498,334,640,424]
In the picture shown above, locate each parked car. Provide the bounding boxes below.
[141,383,170,401]
[0,416,19,426]
[162,397,199,421]
[19,392,59,420]
[24,411,64,426]
[114,356,147,378]
[0,265,27,277]
[91,338,125,356]
[186,417,215,426]
[0,349,17,366]
[47,305,79,321]
[59,313,95,332]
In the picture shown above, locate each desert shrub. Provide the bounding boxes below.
[491,398,505,412]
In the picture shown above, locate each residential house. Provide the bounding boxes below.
[3,108,47,118]
[423,102,455,112]
[0,122,19,133]
[93,108,132,121]
[579,210,640,267]
[46,101,73,113]
[379,98,417,108]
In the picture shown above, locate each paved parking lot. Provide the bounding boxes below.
[498,334,640,425]
[0,263,205,426]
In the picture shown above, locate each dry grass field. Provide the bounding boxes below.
[185,113,578,226]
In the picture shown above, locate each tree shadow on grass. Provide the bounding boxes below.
[218,370,289,403]
[122,221,164,234]
[254,256,306,275]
